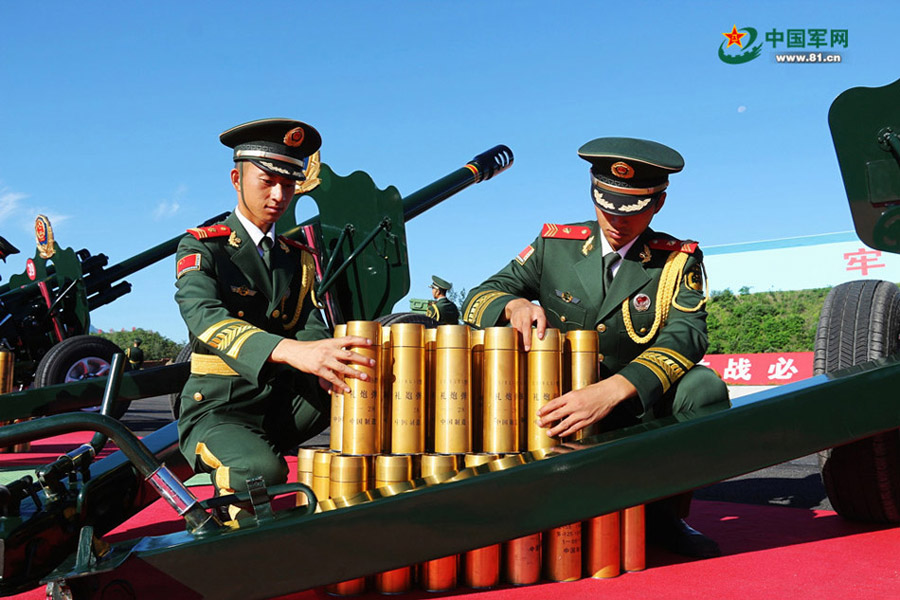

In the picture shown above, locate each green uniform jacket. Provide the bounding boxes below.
[427,297,460,324]
[462,222,708,414]
[174,212,329,440]
[125,346,144,369]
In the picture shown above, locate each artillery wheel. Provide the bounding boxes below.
[375,312,440,327]
[813,279,900,523]
[34,335,130,420]
[167,343,192,420]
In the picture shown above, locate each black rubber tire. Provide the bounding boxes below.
[34,335,130,420]
[374,312,440,328]
[813,279,900,523]
[167,343,192,420]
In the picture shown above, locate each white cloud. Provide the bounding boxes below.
[153,185,187,220]
[737,105,747,113]
[0,189,25,221]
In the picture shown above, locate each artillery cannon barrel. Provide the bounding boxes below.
[281,145,514,240]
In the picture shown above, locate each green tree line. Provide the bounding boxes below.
[93,328,182,362]
[706,287,831,354]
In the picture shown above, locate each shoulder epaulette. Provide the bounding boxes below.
[278,235,317,255]
[541,223,592,240]
[186,225,231,240]
[648,237,699,254]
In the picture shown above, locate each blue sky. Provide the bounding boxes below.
[1,1,896,342]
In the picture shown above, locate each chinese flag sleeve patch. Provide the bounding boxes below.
[177,253,201,279]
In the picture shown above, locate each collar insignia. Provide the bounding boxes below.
[581,235,595,256]
[228,231,242,248]
[639,244,652,263]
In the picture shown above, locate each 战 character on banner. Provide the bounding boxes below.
[174,118,372,522]
[463,137,730,558]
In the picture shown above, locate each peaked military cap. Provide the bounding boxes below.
[578,137,684,216]
[431,275,452,290]
[220,118,322,181]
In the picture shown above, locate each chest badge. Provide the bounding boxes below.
[231,285,257,297]
[633,293,651,312]
[555,289,581,304]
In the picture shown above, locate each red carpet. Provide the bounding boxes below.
[3,440,898,599]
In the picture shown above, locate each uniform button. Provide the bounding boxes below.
[193,392,204,402]
[237,311,244,318]
[560,316,567,323]
[639,327,648,334]
[596,323,607,333]
[597,353,605,362]
[272,309,281,319]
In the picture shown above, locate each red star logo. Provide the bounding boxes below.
[722,25,746,48]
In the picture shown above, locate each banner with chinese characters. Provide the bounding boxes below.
[701,352,813,385]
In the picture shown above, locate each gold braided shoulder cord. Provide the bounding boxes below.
[282,251,316,330]
[672,261,710,312]
[621,251,689,344]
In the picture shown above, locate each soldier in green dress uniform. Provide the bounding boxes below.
[174,118,372,521]
[463,137,729,557]
[125,339,144,370]
[426,275,460,324]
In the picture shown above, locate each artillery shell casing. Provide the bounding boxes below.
[0,348,14,394]
[312,450,336,506]
[543,521,582,582]
[375,454,413,488]
[527,329,561,451]
[381,326,392,453]
[419,453,460,591]
[329,454,372,499]
[329,325,347,452]
[622,504,646,572]
[470,328,484,452]
[585,512,621,578]
[504,533,542,585]
[325,454,371,595]
[566,330,599,441]
[389,324,425,454]
[482,327,519,454]
[518,338,528,451]
[342,321,381,455]
[464,544,500,589]
[434,325,471,454]
[373,454,414,594]
[424,327,437,452]
[296,447,319,507]
[463,453,499,469]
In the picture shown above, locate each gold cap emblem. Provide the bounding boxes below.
[611,161,635,179]
[283,127,305,147]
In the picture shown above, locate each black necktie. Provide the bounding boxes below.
[603,252,620,292]
[260,236,274,270]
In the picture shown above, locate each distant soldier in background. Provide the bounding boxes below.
[125,339,144,370]
[427,275,460,324]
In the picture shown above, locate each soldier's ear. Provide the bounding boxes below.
[654,192,667,213]
[230,165,241,192]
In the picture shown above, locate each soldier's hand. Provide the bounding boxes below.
[536,375,638,438]
[504,298,547,351]
[270,336,374,393]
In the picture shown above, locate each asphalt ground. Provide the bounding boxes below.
[118,385,832,512]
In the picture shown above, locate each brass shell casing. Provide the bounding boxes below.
[420,448,461,591]
[463,453,499,469]
[420,453,460,483]
[342,321,381,455]
[434,325,471,454]
[312,450,336,503]
[464,544,500,589]
[585,512,621,579]
[469,328,485,452]
[504,533,542,586]
[381,325,392,453]
[329,454,372,499]
[622,504,646,572]
[543,522,582,582]
[329,324,347,452]
[296,447,319,507]
[527,329,562,451]
[389,323,425,454]
[375,454,414,488]
[482,327,519,454]
[424,327,437,452]
[0,348,14,394]
[566,330,600,441]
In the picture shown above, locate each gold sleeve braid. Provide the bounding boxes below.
[196,318,264,359]
[621,251,708,344]
[463,290,508,327]
[632,347,695,394]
